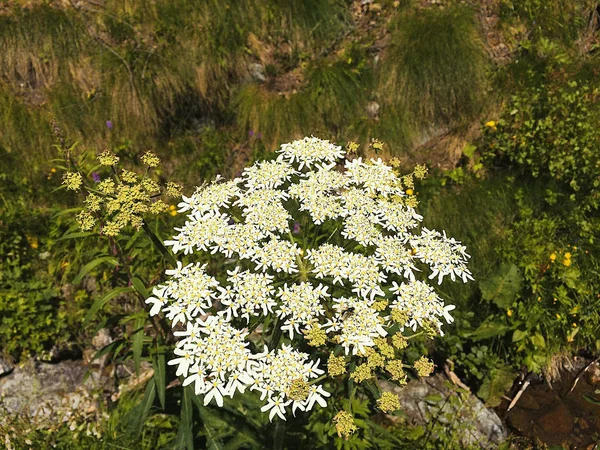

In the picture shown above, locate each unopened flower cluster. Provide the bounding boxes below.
[65,150,182,236]
[147,136,472,426]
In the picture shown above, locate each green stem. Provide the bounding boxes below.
[269,317,284,351]
[273,420,286,450]
[142,221,177,267]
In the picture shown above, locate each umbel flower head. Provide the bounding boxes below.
[147,136,472,425]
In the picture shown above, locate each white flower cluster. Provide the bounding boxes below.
[147,136,473,421]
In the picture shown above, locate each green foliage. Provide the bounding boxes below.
[379,5,488,132]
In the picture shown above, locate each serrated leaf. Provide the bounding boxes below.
[477,366,516,407]
[83,287,133,326]
[480,263,523,309]
[74,256,118,284]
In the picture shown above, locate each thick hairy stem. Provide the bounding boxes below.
[273,419,286,450]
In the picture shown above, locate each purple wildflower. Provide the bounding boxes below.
[92,172,101,183]
[106,120,113,129]
[292,221,301,234]
[249,130,254,137]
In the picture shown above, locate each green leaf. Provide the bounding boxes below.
[58,231,97,240]
[73,256,118,284]
[191,396,225,450]
[154,351,166,410]
[470,321,510,341]
[512,329,528,342]
[477,366,516,407]
[126,378,156,437]
[52,207,82,218]
[479,263,523,309]
[132,277,151,299]
[582,394,600,405]
[176,385,195,450]
[83,287,133,326]
[530,333,546,349]
[132,315,145,376]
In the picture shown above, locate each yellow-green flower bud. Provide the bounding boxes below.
[413,356,435,377]
[98,150,119,166]
[333,411,357,440]
[377,392,400,413]
[140,151,160,167]
[62,172,83,191]
[327,355,346,377]
[350,364,372,383]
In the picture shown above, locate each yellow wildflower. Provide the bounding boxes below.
[350,364,372,383]
[327,355,346,377]
[98,150,119,166]
[62,172,83,191]
[166,182,183,197]
[287,379,310,402]
[140,151,160,167]
[377,392,401,413]
[413,356,435,377]
[549,252,557,262]
[371,138,384,152]
[346,141,360,154]
[303,324,327,347]
[485,120,497,130]
[388,157,401,168]
[333,411,357,440]
[507,309,513,317]
[385,360,407,383]
[414,164,428,179]
[406,189,414,196]
[76,211,95,231]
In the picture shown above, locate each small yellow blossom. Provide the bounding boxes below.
[26,236,39,249]
[385,360,406,383]
[388,157,401,168]
[556,313,561,319]
[50,167,57,173]
[562,258,571,267]
[121,170,138,184]
[367,352,386,369]
[413,356,435,377]
[76,211,95,231]
[375,337,395,358]
[287,379,310,402]
[372,300,389,312]
[405,189,414,196]
[391,309,409,325]
[141,179,160,193]
[485,120,497,130]
[346,141,360,154]
[391,334,407,350]
[370,138,384,152]
[150,200,169,214]
[166,182,183,197]
[98,179,116,195]
[62,172,83,191]
[140,151,160,167]
[303,324,327,347]
[405,196,419,208]
[97,150,119,166]
[549,252,557,262]
[350,364,372,383]
[377,392,401,413]
[85,194,102,212]
[507,309,513,317]
[414,164,428,179]
[328,355,346,377]
[333,411,357,440]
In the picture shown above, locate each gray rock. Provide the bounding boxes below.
[390,374,506,449]
[0,359,13,377]
[248,63,266,83]
[0,360,104,424]
[366,101,380,118]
